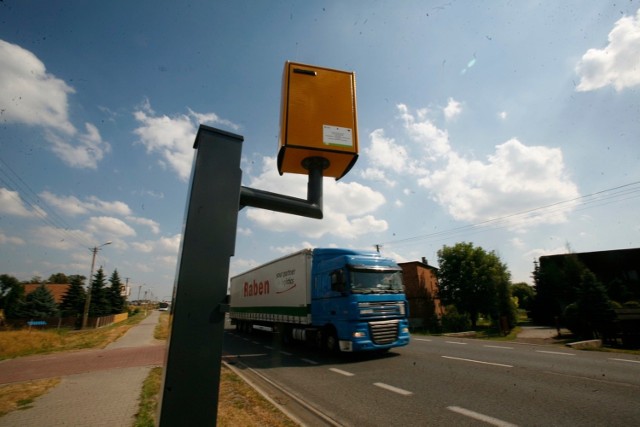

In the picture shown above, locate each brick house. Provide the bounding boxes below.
[23,283,71,304]
[399,258,445,328]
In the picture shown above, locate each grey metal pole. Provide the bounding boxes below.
[158,125,243,426]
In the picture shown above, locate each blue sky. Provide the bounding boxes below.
[1,1,639,301]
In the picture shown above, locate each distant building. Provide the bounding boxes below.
[399,258,445,329]
[534,247,640,325]
[23,283,71,304]
[540,248,640,286]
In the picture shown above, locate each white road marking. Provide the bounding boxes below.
[448,406,518,427]
[264,345,273,350]
[301,358,318,365]
[446,341,467,345]
[279,350,293,356]
[535,350,575,356]
[414,338,432,342]
[374,382,413,396]
[442,355,513,368]
[609,358,640,364]
[329,368,355,377]
[484,345,514,350]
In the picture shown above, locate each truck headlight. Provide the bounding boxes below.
[353,331,366,338]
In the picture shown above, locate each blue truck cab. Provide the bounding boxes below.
[310,248,410,352]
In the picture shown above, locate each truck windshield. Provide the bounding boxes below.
[349,269,403,294]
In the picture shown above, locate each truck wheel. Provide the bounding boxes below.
[325,328,340,354]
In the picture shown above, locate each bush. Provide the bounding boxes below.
[441,305,471,332]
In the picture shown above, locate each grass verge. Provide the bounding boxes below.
[134,364,297,427]
[0,312,147,361]
[154,312,170,341]
[0,378,61,417]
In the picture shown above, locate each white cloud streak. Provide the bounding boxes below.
[365,104,580,229]
[39,191,132,217]
[133,101,239,181]
[0,39,110,168]
[575,8,640,92]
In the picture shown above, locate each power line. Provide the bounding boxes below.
[377,180,640,249]
[0,157,93,249]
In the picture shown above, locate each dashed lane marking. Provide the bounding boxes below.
[329,368,355,377]
[448,406,518,427]
[442,355,513,368]
[374,382,413,396]
[535,350,575,356]
[609,358,640,364]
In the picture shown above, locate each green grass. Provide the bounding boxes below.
[0,312,147,360]
[133,367,163,427]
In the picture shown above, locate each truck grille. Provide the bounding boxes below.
[369,320,399,345]
[358,301,405,317]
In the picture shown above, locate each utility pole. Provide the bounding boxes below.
[81,241,112,329]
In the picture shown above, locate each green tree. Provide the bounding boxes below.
[47,272,70,284]
[511,282,536,313]
[532,255,586,325]
[576,270,616,339]
[22,284,59,318]
[0,274,26,318]
[440,305,471,332]
[89,267,110,316]
[436,242,514,329]
[59,275,86,317]
[108,269,126,314]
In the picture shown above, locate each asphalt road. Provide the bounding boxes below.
[222,329,640,426]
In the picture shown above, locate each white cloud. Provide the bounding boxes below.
[40,191,132,217]
[86,216,136,237]
[365,128,427,175]
[237,227,253,236]
[397,104,451,160]
[498,111,508,120]
[0,188,44,217]
[0,39,75,134]
[0,40,110,168]
[359,167,396,187]
[133,101,239,181]
[0,230,25,245]
[33,226,93,250]
[158,234,181,252]
[575,8,640,92]
[46,123,111,169]
[443,98,462,121]
[126,216,161,234]
[244,156,388,239]
[418,138,580,226]
[131,233,180,254]
[370,103,580,231]
[270,242,314,255]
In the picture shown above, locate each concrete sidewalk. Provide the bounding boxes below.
[0,310,165,427]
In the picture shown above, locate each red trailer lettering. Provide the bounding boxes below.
[244,279,270,297]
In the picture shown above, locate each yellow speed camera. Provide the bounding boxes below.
[277,61,359,179]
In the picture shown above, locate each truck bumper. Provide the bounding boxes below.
[342,319,411,352]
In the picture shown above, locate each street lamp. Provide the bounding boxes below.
[81,241,112,329]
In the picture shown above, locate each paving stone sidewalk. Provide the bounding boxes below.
[0,310,166,427]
